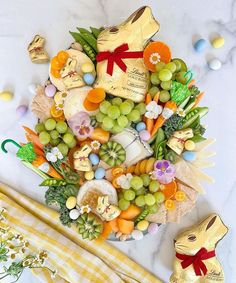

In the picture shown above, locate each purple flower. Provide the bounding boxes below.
[68,111,94,139]
[152,160,176,184]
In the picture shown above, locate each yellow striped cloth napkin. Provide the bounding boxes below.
[0,182,162,283]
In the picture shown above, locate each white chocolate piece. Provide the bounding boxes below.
[28,35,49,63]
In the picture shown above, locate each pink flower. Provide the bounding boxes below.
[152,160,176,184]
[68,112,94,139]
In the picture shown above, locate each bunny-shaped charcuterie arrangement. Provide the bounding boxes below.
[170,214,228,283]
[94,6,160,102]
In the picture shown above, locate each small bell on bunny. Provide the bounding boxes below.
[94,6,160,102]
[27,35,49,63]
[170,214,228,283]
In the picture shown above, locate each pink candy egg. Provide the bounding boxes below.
[139,130,150,141]
[148,223,158,235]
[16,105,28,117]
[45,84,56,98]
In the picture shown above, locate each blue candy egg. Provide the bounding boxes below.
[183,151,196,162]
[95,167,105,180]
[83,73,95,85]
[194,39,207,53]
[89,153,100,166]
[136,122,146,132]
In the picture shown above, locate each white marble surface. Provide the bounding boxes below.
[0,0,236,282]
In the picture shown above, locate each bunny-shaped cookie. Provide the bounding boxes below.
[94,6,159,102]
[27,35,49,63]
[170,214,228,283]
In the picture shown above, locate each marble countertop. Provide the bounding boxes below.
[0,0,236,282]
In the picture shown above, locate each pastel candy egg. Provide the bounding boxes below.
[148,223,158,235]
[95,167,105,180]
[66,196,77,209]
[137,220,149,231]
[45,84,56,98]
[136,122,146,132]
[81,62,94,73]
[83,73,95,85]
[183,151,196,162]
[69,209,80,220]
[28,84,37,95]
[212,36,225,49]
[184,140,195,151]
[193,39,207,52]
[139,130,150,141]
[131,230,144,240]
[0,91,13,101]
[84,171,95,181]
[16,105,28,117]
[208,58,222,71]
[89,153,100,165]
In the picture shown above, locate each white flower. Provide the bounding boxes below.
[79,205,91,214]
[176,107,186,117]
[90,140,101,151]
[116,173,133,190]
[149,52,161,64]
[145,101,163,119]
[46,147,63,163]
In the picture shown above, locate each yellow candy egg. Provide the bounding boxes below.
[84,171,95,180]
[212,36,225,49]
[137,220,149,231]
[66,196,77,209]
[0,91,13,101]
[81,63,94,73]
[184,140,195,151]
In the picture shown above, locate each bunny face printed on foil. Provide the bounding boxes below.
[27,35,49,63]
[94,6,160,102]
[170,214,228,283]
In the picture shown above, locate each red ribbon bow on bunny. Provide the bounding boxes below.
[96,43,143,76]
[176,248,216,276]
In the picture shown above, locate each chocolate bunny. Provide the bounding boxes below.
[170,214,228,283]
[94,6,159,102]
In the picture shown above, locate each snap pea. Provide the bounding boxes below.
[155,141,166,160]
[77,27,98,52]
[184,97,196,112]
[90,26,103,38]
[179,96,190,109]
[190,135,206,143]
[182,107,208,128]
[40,179,67,187]
[135,207,150,224]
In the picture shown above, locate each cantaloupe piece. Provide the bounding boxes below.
[117,218,134,234]
[119,205,141,220]
[90,127,110,144]
[83,98,100,111]
[86,88,106,104]
[99,222,112,240]
[108,218,119,233]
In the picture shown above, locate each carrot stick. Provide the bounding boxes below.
[193,92,205,107]
[188,79,196,89]
[145,93,152,104]
[151,117,165,137]
[23,126,37,136]
[32,156,63,179]
[33,145,44,156]
[146,119,154,133]
[25,133,44,150]
[153,92,160,103]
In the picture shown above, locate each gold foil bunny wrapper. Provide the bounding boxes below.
[170,214,228,283]
[96,195,121,221]
[28,35,49,63]
[94,6,160,102]
[73,144,92,172]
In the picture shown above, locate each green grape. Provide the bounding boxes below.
[176,71,188,84]
[136,187,146,196]
[154,191,165,203]
[127,109,140,122]
[45,118,56,131]
[124,190,136,201]
[165,62,177,73]
[120,101,132,115]
[96,112,106,123]
[172,58,187,72]
[111,122,123,134]
[172,59,182,71]
[160,80,172,90]
[149,86,160,98]
[140,174,151,187]
[144,194,156,206]
[57,142,69,156]
[50,130,59,140]
[135,195,146,207]
[107,105,120,119]
[102,116,115,129]
[35,123,45,133]
[159,90,170,103]
[56,121,68,134]
[130,176,143,190]
[158,69,172,82]
[101,123,111,131]
[149,204,159,213]
[112,97,122,106]
[118,199,130,210]
[117,115,129,127]
[125,100,134,109]
[155,62,166,72]
[63,133,74,145]
[50,138,60,146]
[67,138,77,149]
[39,131,50,145]
[135,103,146,115]
[99,100,111,114]
[149,180,160,193]
[150,73,161,85]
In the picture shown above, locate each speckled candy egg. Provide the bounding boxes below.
[84,171,95,181]
[193,39,207,53]
[137,220,149,231]
[16,105,28,117]
[131,230,144,240]
[183,151,196,162]
[139,130,150,141]
[136,122,146,132]
[148,223,158,235]
[66,196,77,209]
[83,73,95,85]
[94,167,105,180]
[212,36,225,49]
[208,58,222,71]
[69,209,80,220]
[89,153,100,165]
[0,91,13,101]
[81,62,94,73]
[45,84,56,98]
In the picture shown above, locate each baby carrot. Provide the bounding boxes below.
[193,92,205,107]
[188,79,196,89]
[145,93,152,104]
[23,126,37,136]
[32,156,63,179]
[25,133,44,150]
[146,118,154,133]
[153,92,160,103]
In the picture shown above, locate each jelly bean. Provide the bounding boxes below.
[208,58,222,71]
[16,105,28,117]
[137,220,149,231]
[95,167,105,180]
[66,196,77,209]
[83,73,95,85]
[85,171,95,180]
[131,230,144,240]
[69,209,80,220]
[182,151,196,162]
[0,91,13,101]
[193,39,207,53]
[89,153,100,165]
[148,223,158,235]
[136,122,146,132]
[212,36,225,49]
[45,84,56,98]
[184,140,195,151]
[81,62,94,73]
[139,130,150,141]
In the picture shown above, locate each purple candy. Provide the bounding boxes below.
[45,84,56,98]
[16,105,28,117]
[139,130,150,141]
[148,223,158,235]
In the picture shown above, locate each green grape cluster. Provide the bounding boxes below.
[118,174,166,212]
[149,58,188,103]
[35,119,77,156]
[95,98,146,134]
